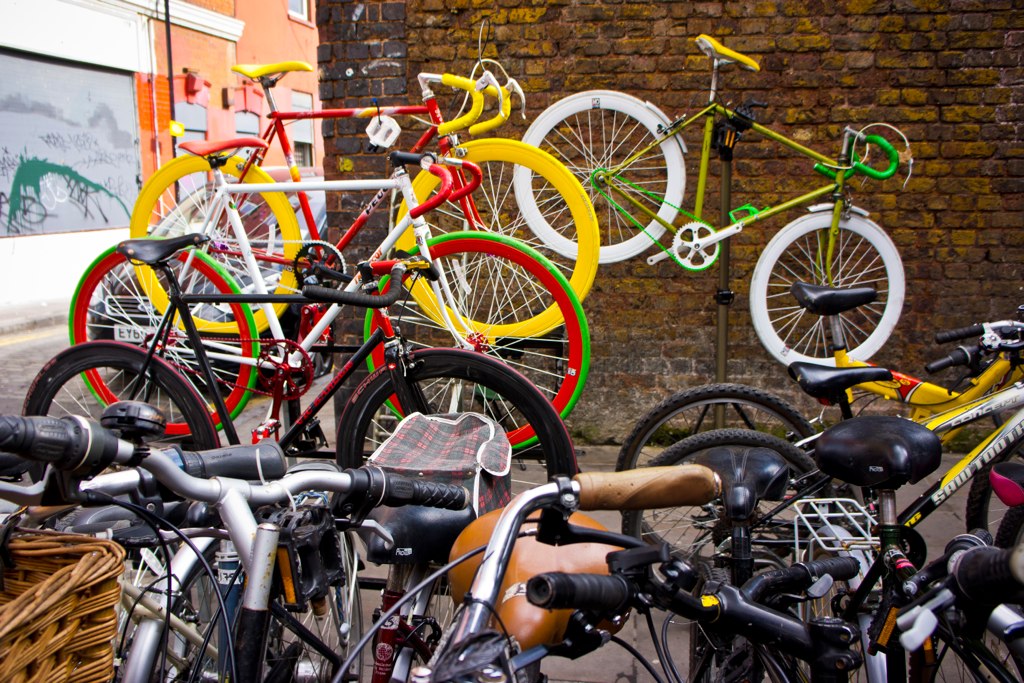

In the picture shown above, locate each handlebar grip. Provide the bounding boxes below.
[950,546,1024,604]
[573,465,720,511]
[803,555,862,582]
[744,555,860,603]
[408,164,453,219]
[935,324,985,344]
[175,443,287,481]
[526,572,632,613]
[924,346,975,374]
[381,474,470,510]
[856,134,900,180]
[302,264,407,308]
[446,160,483,203]
[437,74,484,136]
[0,415,120,472]
[468,85,512,136]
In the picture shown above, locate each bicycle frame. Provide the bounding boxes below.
[599,104,886,278]
[180,154,477,345]
[237,71,499,241]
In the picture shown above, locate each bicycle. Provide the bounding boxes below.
[391,460,891,683]
[127,60,600,328]
[618,283,1024,541]
[519,33,911,366]
[0,405,476,682]
[29,241,585,479]
[60,149,590,450]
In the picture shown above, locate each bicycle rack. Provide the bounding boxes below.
[793,497,878,560]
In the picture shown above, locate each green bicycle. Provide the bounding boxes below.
[519,34,911,366]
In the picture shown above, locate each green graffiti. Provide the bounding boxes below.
[5,155,129,230]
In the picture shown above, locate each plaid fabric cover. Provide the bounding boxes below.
[369,412,512,514]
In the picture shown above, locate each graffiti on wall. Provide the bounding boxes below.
[0,51,140,237]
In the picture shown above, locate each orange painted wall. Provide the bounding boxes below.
[136,1,321,180]
[235,3,323,169]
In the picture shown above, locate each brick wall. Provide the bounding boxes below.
[318,0,1024,444]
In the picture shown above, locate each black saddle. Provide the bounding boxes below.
[790,281,877,316]
[814,416,941,490]
[788,362,894,403]
[358,505,475,565]
[694,446,790,521]
[117,234,210,266]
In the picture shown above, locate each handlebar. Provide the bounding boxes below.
[303,263,408,308]
[436,74,485,136]
[935,324,986,344]
[444,159,484,203]
[924,344,981,374]
[0,414,126,474]
[469,73,513,136]
[572,465,721,511]
[815,132,901,182]
[0,413,470,513]
[526,572,632,613]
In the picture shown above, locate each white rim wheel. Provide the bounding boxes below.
[519,90,686,264]
[749,210,905,366]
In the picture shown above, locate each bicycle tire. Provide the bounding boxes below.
[129,154,302,333]
[519,90,687,265]
[615,383,816,474]
[335,347,577,486]
[907,620,1023,683]
[621,429,815,564]
[23,340,219,449]
[749,208,905,366]
[68,246,260,428]
[363,232,590,439]
[395,138,600,336]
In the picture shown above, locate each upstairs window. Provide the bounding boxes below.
[289,0,309,21]
[290,91,315,167]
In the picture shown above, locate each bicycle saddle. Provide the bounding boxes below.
[814,416,941,490]
[693,34,760,72]
[232,61,313,80]
[358,505,475,566]
[693,446,789,521]
[788,362,894,403]
[790,281,877,316]
[117,234,209,265]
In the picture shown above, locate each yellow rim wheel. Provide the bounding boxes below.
[130,155,301,334]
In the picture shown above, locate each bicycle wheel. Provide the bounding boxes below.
[263,530,364,683]
[396,138,600,335]
[749,208,905,365]
[687,561,796,683]
[69,246,260,428]
[335,347,577,490]
[615,383,816,474]
[621,429,815,564]
[23,341,218,448]
[519,90,687,264]
[130,154,302,332]
[363,232,590,431]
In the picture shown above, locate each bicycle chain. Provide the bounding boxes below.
[161,335,315,400]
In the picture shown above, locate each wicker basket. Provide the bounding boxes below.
[0,528,126,683]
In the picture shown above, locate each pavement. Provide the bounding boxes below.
[0,318,977,681]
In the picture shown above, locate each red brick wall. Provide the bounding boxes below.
[318,0,1024,444]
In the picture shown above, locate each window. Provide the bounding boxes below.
[0,50,140,235]
[288,0,309,21]
[174,101,208,151]
[290,91,315,167]
[235,111,260,136]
